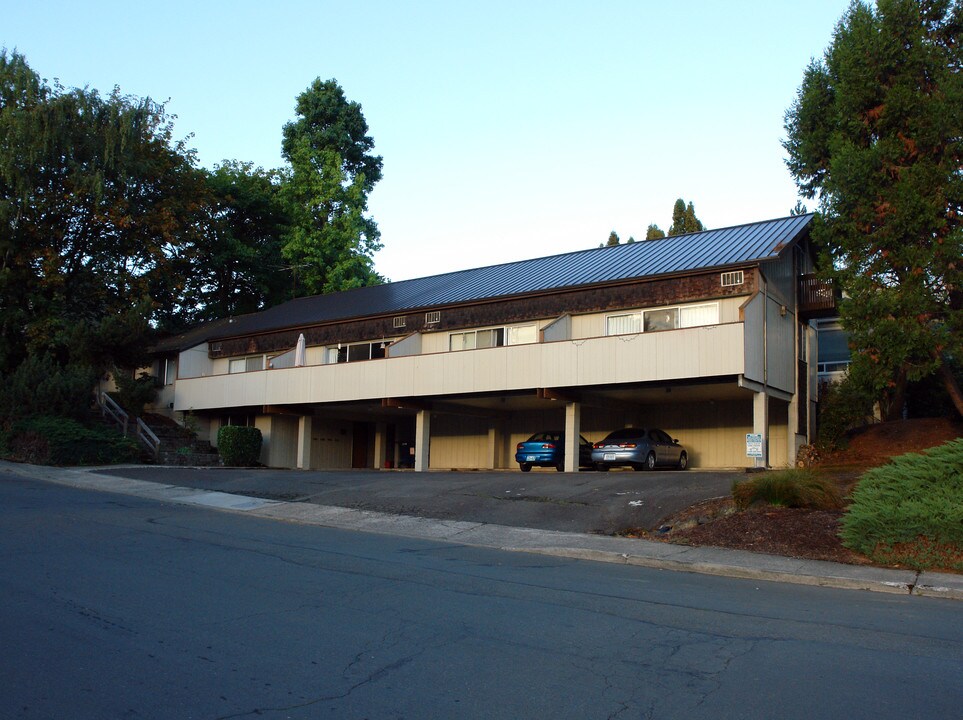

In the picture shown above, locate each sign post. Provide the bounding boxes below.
[746,433,765,468]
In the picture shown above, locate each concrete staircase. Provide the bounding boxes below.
[141,413,221,466]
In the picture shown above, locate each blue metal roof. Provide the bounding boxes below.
[207,213,813,340]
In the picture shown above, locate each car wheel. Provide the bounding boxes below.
[555,460,565,472]
[595,463,609,472]
[677,452,688,470]
[645,452,656,470]
[520,463,532,472]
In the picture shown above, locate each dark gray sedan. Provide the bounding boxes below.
[591,428,688,471]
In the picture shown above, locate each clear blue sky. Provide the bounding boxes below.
[4,0,850,282]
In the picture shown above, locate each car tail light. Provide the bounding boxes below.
[593,442,603,449]
[516,443,523,450]
[618,443,637,448]
[541,443,555,449]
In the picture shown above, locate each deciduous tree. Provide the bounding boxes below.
[783,0,963,418]
[0,50,203,374]
[280,79,384,295]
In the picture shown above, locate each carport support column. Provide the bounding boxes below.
[296,416,312,470]
[373,422,386,470]
[414,409,431,472]
[564,401,581,473]
[753,391,768,469]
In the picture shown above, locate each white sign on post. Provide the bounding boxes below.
[746,433,764,458]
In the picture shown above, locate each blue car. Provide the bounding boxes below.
[515,431,593,472]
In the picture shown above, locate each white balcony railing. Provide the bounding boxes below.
[173,323,746,412]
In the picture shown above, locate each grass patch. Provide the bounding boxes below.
[732,469,844,511]
[839,438,963,571]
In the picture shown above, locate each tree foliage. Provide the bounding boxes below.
[667,198,705,236]
[645,224,666,240]
[0,49,204,371]
[783,0,963,418]
[1,54,389,389]
[183,161,289,325]
[280,78,384,296]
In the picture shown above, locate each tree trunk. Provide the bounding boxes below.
[939,357,963,418]
[883,365,909,421]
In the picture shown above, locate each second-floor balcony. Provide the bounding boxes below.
[173,323,747,412]
[798,274,838,319]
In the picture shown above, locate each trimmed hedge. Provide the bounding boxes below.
[217,425,262,466]
[2,416,140,466]
[732,469,844,511]
[840,438,963,571]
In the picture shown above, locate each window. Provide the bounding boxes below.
[450,328,508,351]
[606,313,641,335]
[721,270,744,287]
[229,356,263,374]
[425,311,441,324]
[164,358,177,385]
[329,342,387,363]
[607,303,720,335]
[506,324,536,345]
[392,316,407,329]
[477,328,504,348]
[643,308,679,332]
[680,303,719,328]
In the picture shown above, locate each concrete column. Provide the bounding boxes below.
[255,416,272,467]
[486,425,498,470]
[564,401,581,472]
[373,422,386,469]
[787,392,799,468]
[414,410,431,472]
[752,391,768,469]
[296,415,312,470]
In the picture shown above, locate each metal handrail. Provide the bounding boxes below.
[135,417,161,460]
[98,391,129,436]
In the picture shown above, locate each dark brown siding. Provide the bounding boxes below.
[211,269,756,358]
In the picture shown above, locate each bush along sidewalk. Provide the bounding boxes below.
[1,416,140,466]
[840,438,963,572]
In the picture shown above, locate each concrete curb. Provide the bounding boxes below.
[3,461,960,601]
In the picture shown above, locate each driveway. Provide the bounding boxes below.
[96,466,738,534]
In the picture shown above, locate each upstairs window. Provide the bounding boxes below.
[450,325,533,351]
[229,356,264,373]
[327,342,388,363]
[607,303,719,335]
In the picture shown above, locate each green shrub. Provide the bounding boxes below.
[840,438,963,571]
[217,425,262,466]
[0,356,98,424]
[815,375,876,451]
[2,416,140,466]
[732,469,844,511]
[111,368,158,416]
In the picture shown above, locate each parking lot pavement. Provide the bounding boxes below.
[94,466,738,535]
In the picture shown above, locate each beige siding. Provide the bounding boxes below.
[639,400,753,468]
[310,418,353,469]
[255,415,298,468]
[180,344,215,378]
[174,324,746,412]
[429,415,490,469]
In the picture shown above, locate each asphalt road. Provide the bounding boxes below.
[96,465,738,534]
[2,473,961,719]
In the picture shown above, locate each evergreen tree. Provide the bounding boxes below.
[645,224,666,240]
[606,230,620,246]
[783,0,963,418]
[668,198,705,236]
